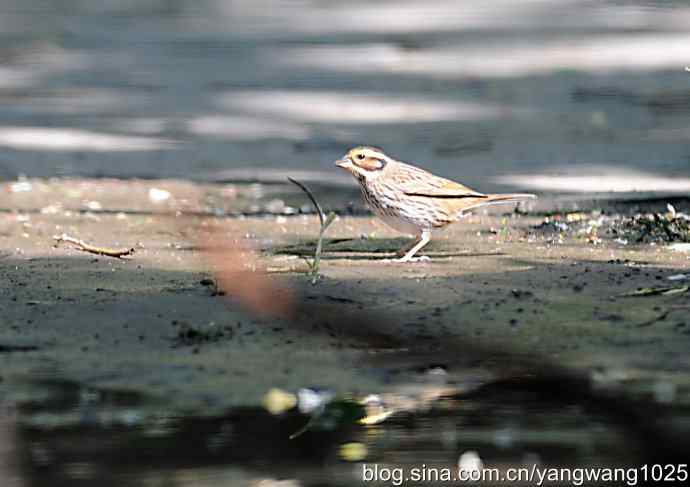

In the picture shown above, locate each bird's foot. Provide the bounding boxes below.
[384,255,431,263]
[395,248,415,259]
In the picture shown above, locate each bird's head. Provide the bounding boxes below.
[335,146,391,181]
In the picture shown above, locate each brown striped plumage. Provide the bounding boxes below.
[336,146,536,262]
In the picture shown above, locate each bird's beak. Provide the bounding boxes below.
[335,157,353,169]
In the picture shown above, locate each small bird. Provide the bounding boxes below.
[335,146,536,262]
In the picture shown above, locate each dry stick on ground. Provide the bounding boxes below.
[287,177,336,284]
[53,233,135,259]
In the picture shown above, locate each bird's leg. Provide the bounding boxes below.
[394,230,431,263]
[395,235,421,258]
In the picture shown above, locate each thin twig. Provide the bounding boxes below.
[288,176,325,227]
[312,212,337,284]
[53,234,135,259]
[289,413,319,440]
[287,177,336,284]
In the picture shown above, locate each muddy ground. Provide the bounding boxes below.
[1,178,689,417]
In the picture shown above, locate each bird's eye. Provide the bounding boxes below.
[357,154,365,160]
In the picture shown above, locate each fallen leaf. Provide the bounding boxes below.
[263,388,297,415]
[339,442,368,462]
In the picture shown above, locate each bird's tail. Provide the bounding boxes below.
[486,193,537,204]
[461,193,536,213]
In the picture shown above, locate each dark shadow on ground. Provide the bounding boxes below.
[273,237,506,260]
[2,248,690,486]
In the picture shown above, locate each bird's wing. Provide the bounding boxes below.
[393,162,487,199]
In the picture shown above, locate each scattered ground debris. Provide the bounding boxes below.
[53,234,135,259]
[172,321,233,346]
[510,289,533,299]
[199,277,225,296]
[288,177,336,284]
[614,205,689,244]
[532,204,690,246]
[532,211,604,244]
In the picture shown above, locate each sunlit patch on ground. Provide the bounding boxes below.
[202,0,690,36]
[275,34,690,78]
[217,90,516,124]
[0,127,175,152]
